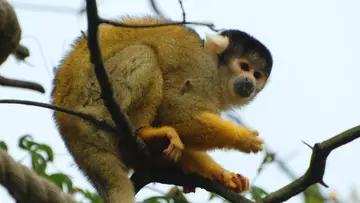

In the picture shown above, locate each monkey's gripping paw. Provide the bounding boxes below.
[163,128,184,162]
[137,126,184,162]
[237,129,264,153]
[213,170,249,193]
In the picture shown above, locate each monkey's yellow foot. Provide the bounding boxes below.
[137,126,184,162]
[182,186,196,193]
[212,170,249,193]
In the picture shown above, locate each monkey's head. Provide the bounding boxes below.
[204,29,273,108]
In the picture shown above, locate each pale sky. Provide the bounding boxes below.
[1,0,360,203]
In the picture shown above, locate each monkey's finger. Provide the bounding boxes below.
[170,147,182,162]
[163,145,175,159]
[167,133,184,150]
[173,149,181,161]
[163,144,182,162]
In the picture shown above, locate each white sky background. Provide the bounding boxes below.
[1,0,360,202]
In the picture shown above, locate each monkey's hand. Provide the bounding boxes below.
[137,126,184,161]
[212,170,249,193]
[233,126,263,153]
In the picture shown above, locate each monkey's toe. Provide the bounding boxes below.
[213,170,249,193]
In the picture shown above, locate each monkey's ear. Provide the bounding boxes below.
[204,34,229,54]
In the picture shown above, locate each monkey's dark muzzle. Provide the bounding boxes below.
[234,76,255,98]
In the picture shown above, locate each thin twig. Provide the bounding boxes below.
[100,18,218,31]
[148,0,166,18]
[0,75,45,93]
[178,0,186,22]
[0,99,116,134]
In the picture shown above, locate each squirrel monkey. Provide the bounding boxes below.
[51,16,272,203]
[154,29,273,193]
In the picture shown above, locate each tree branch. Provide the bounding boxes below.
[258,125,360,203]
[85,0,149,160]
[0,75,45,93]
[0,99,117,134]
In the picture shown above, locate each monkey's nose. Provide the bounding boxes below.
[234,76,255,98]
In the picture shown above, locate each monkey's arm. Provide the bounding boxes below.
[178,111,263,153]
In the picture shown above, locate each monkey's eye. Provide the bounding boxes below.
[239,62,250,71]
[254,71,262,79]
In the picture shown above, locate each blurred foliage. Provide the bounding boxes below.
[1,135,102,203]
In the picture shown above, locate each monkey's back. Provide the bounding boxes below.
[52,16,220,116]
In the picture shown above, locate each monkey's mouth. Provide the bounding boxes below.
[233,76,255,98]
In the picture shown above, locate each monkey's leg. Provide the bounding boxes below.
[180,149,249,193]
[107,44,184,161]
[178,111,263,153]
[56,105,135,203]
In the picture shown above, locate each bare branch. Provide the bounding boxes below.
[0,75,45,93]
[12,44,30,61]
[178,0,186,22]
[0,99,117,134]
[258,125,360,203]
[148,0,166,18]
[100,18,218,31]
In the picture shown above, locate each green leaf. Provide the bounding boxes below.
[209,192,217,200]
[0,141,8,151]
[37,144,54,162]
[18,135,34,150]
[31,151,47,175]
[73,188,103,203]
[257,152,275,175]
[48,173,73,192]
[208,192,230,202]
[250,186,269,200]
[19,135,54,162]
[142,196,171,203]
